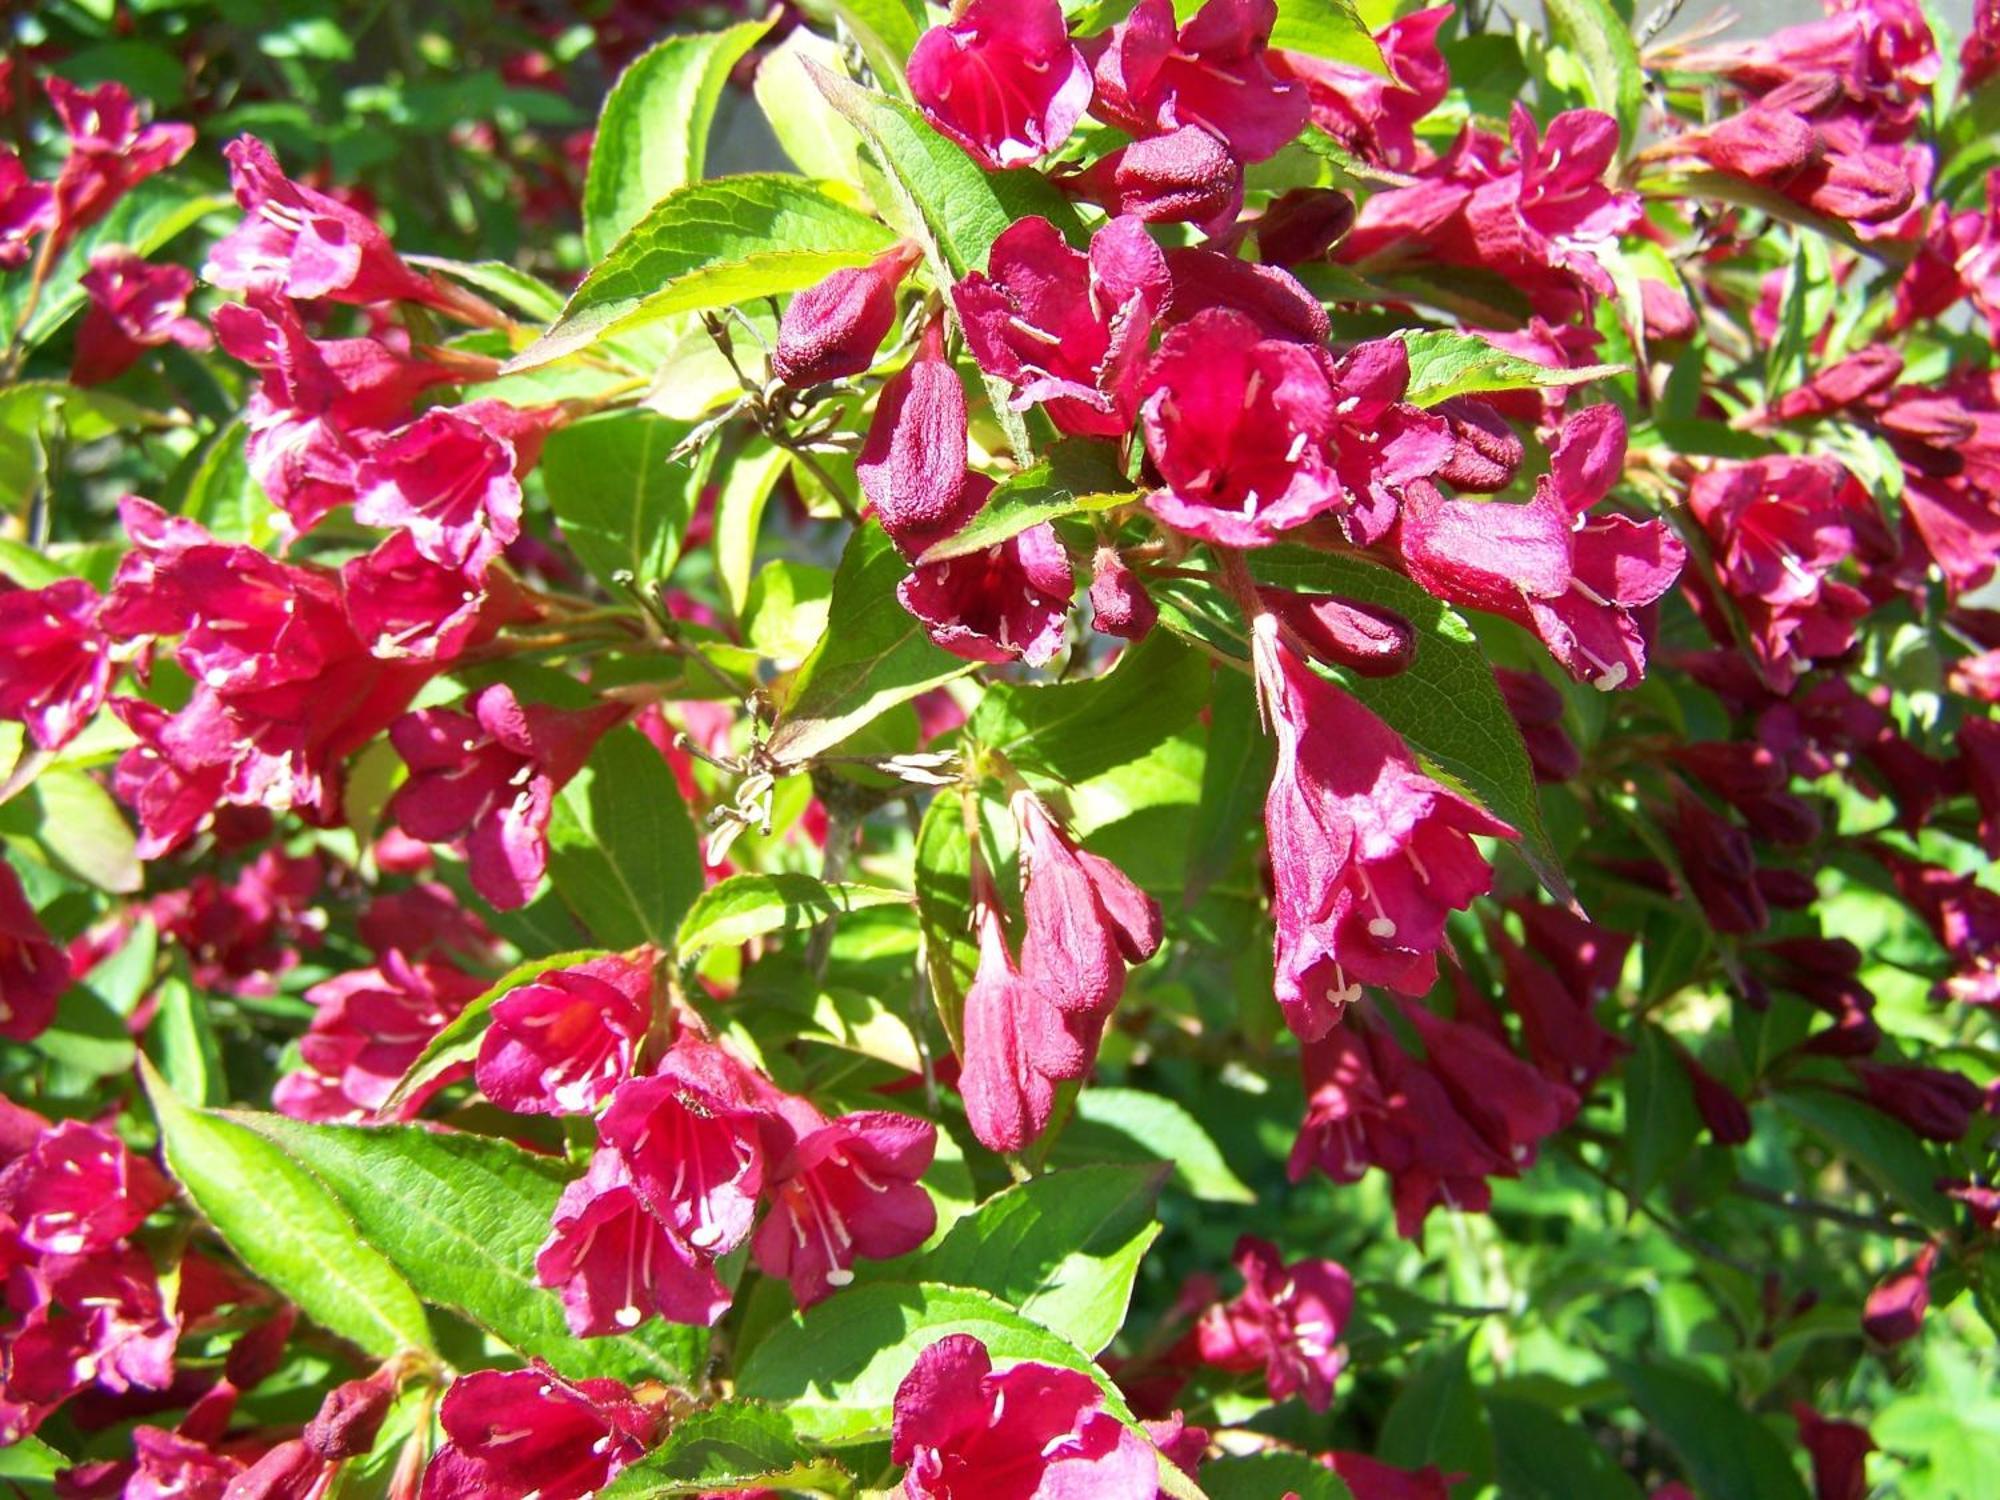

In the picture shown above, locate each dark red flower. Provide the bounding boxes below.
[0,147,53,269]
[896,518,1073,666]
[45,79,193,239]
[71,250,209,386]
[1088,0,1309,165]
[1851,1060,1984,1140]
[1793,1405,1873,1500]
[1089,548,1158,640]
[0,1121,168,1257]
[1194,1236,1353,1410]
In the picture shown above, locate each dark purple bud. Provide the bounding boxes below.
[304,1367,398,1460]
[1254,188,1355,266]
[771,243,921,388]
[1852,1061,1984,1141]
[1088,548,1157,640]
[1678,1047,1752,1145]
[1257,587,1416,677]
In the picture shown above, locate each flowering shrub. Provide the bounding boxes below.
[3,0,2000,1494]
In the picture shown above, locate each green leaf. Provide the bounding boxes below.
[1544,0,1644,152]
[804,62,1082,458]
[1486,1396,1645,1500]
[584,20,775,260]
[1770,1088,1955,1231]
[0,1435,67,1482]
[766,522,976,767]
[1269,0,1387,74]
[546,726,706,949]
[1157,550,1567,902]
[1187,667,1270,900]
[826,0,928,96]
[1625,1024,1700,1199]
[541,410,708,595]
[146,973,226,1107]
[1050,1087,1255,1204]
[920,1165,1164,1355]
[0,179,228,349]
[1397,329,1624,408]
[1202,1453,1354,1500]
[915,443,1133,565]
[1377,1337,1495,1484]
[678,873,910,956]
[380,950,609,1117]
[600,1403,849,1499]
[914,789,978,1050]
[407,255,568,321]
[714,434,793,623]
[179,421,280,548]
[140,1060,434,1359]
[734,1281,1129,1443]
[744,560,835,660]
[511,175,898,369]
[754,30,874,188]
[1611,1358,1810,1500]
[232,1114,705,1383]
[0,767,141,893]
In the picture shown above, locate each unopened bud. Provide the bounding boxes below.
[770,242,921,388]
[1254,187,1355,267]
[1434,397,1524,493]
[1088,547,1157,641]
[304,1367,398,1460]
[1257,587,1416,678]
[1063,125,1242,234]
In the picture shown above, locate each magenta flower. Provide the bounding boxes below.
[752,1107,938,1306]
[0,147,54,269]
[108,698,234,861]
[352,407,526,573]
[1277,5,1452,171]
[45,79,193,240]
[1061,125,1244,235]
[1793,1405,1875,1500]
[0,863,66,1043]
[476,954,653,1116]
[957,881,1059,1154]
[534,1149,731,1334]
[1139,309,1343,547]
[1258,587,1416,679]
[338,530,517,665]
[1468,107,1640,301]
[596,1038,768,1258]
[1,1246,178,1439]
[1014,789,1163,1032]
[1161,246,1330,343]
[896,518,1073,666]
[1194,1236,1353,1411]
[772,242,921,387]
[420,1366,661,1500]
[857,320,989,559]
[274,952,484,1121]
[955,216,1171,439]
[890,1334,1157,1499]
[1088,0,1309,165]
[206,136,442,306]
[0,577,110,751]
[0,1122,169,1258]
[1326,1452,1455,1500]
[1254,617,1514,1041]
[908,0,1092,170]
[388,684,624,912]
[71,250,210,387]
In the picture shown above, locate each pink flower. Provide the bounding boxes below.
[908,0,1092,170]
[0,577,109,751]
[70,250,210,386]
[1,1247,178,1442]
[0,147,54,269]
[1138,308,1343,546]
[896,519,1073,666]
[352,407,526,573]
[751,1107,937,1306]
[534,1150,731,1334]
[420,1366,661,1500]
[0,863,66,1043]
[338,530,522,665]
[1160,246,1330,342]
[1194,1237,1353,1410]
[1861,1242,1938,1344]
[1088,0,1309,165]
[476,954,653,1116]
[274,952,484,1121]
[1277,6,1452,171]
[45,79,193,239]
[957,879,1060,1153]
[1325,1452,1456,1500]
[206,136,442,306]
[1253,617,1513,1040]
[388,685,624,911]
[0,1122,168,1257]
[596,1038,768,1258]
[771,243,921,388]
[109,698,234,861]
[890,1334,1157,1499]
[857,320,989,559]
[1793,1404,1874,1500]
[954,216,1171,439]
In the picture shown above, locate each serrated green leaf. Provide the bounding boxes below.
[585,20,775,260]
[679,873,910,956]
[735,1280,1130,1444]
[767,522,976,767]
[914,789,978,1051]
[1050,1087,1255,1204]
[915,443,1133,565]
[232,1114,704,1383]
[407,255,569,322]
[141,1061,435,1360]
[1269,0,1387,75]
[546,726,706,949]
[541,410,708,595]
[920,1165,1163,1355]
[1544,0,1644,151]
[1611,1358,1810,1500]
[511,175,898,369]
[1486,1395,1645,1500]
[600,1402,848,1498]
[1202,1452,1353,1500]
[1378,1336,1494,1483]
[1398,329,1624,407]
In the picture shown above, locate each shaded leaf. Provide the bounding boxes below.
[546,726,706,949]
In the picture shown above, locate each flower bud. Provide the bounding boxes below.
[1677,1047,1752,1145]
[770,243,920,388]
[305,1367,398,1460]
[1862,1243,1938,1345]
[1852,1061,1984,1141]
[1433,397,1524,493]
[1255,188,1355,266]
[1064,125,1243,234]
[1257,587,1416,678]
[1088,548,1157,641]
